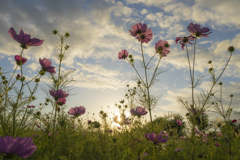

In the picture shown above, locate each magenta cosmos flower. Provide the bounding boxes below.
[232,119,237,123]
[118,50,129,60]
[136,28,153,44]
[176,119,182,125]
[56,98,66,106]
[49,89,68,100]
[146,132,168,144]
[175,148,183,152]
[155,40,170,57]
[68,106,86,117]
[175,35,195,50]
[0,136,37,158]
[15,55,27,65]
[129,23,148,37]
[39,58,56,74]
[130,106,148,116]
[8,27,44,49]
[187,23,211,38]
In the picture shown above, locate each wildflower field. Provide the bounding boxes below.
[0,22,240,160]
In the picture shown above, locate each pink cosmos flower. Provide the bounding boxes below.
[145,133,151,140]
[176,119,182,125]
[215,143,221,147]
[155,40,170,57]
[136,28,153,44]
[8,27,44,49]
[15,55,27,65]
[129,23,148,37]
[118,50,129,60]
[56,98,66,106]
[217,132,221,136]
[175,148,183,152]
[147,132,168,144]
[180,136,184,139]
[39,58,56,74]
[138,152,148,160]
[28,105,35,108]
[49,89,68,100]
[130,106,148,116]
[0,136,37,158]
[232,119,237,123]
[187,23,211,38]
[68,106,86,117]
[175,35,195,50]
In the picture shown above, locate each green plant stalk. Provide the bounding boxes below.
[140,42,153,126]
[16,80,40,136]
[12,48,24,138]
[51,35,64,157]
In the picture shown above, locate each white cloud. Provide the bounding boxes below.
[26,63,38,72]
[140,8,148,15]
[76,63,122,77]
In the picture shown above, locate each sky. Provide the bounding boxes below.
[0,0,240,129]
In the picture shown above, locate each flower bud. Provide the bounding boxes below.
[35,78,40,82]
[208,60,212,64]
[20,77,25,82]
[65,32,70,38]
[127,84,129,87]
[32,96,36,100]
[219,82,223,85]
[130,58,134,63]
[228,46,235,53]
[65,45,70,50]
[16,74,21,80]
[118,105,121,109]
[3,80,8,85]
[1,76,6,80]
[128,54,133,59]
[52,29,58,35]
[36,111,41,116]
[39,70,45,76]
[120,100,124,104]
[230,94,233,97]
[124,105,128,108]
[46,98,50,102]
[208,68,213,73]
[100,110,104,114]
[125,94,128,97]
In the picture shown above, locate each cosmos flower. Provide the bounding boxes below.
[155,40,170,57]
[118,50,129,60]
[136,28,153,44]
[49,89,68,100]
[129,23,147,37]
[232,119,237,123]
[176,119,182,126]
[8,27,44,49]
[214,143,221,147]
[68,106,86,117]
[0,136,37,158]
[175,148,183,152]
[146,132,168,144]
[39,58,56,74]
[15,55,27,66]
[130,106,148,116]
[28,105,35,108]
[56,98,66,106]
[138,152,148,160]
[187,23,211,38]
[175,35,195,50]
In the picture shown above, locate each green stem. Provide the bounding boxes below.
[140,42,153,126]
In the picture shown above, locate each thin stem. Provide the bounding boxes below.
[146,53,157,68]
[140,42,153,125]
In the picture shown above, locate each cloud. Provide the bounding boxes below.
[76,62,122,77]
[140,8,148,15]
